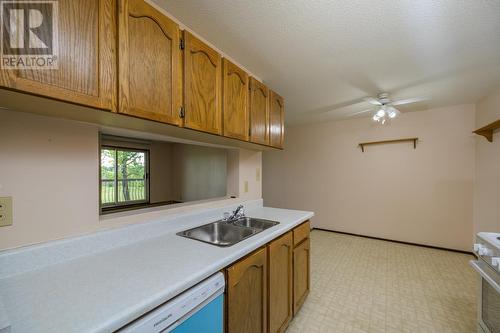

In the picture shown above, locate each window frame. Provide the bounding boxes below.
[99,145,150,212]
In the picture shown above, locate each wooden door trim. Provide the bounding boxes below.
[227,69,246,84]
[189,49,219,67]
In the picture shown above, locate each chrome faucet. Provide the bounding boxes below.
[224,205,245,223]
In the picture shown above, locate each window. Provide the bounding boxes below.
[100,147,149,208]
[99,134,234,214]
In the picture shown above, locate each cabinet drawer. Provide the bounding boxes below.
[293,221,310,247]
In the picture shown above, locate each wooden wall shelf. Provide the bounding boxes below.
[473,120,500,142]
[358,138,418,152]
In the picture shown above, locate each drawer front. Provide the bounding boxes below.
[293,221,310,247]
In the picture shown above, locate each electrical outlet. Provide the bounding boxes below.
[244,181,249,193]
[0,197,13,227]
[256,168,261,182]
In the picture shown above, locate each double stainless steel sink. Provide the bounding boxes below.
[177,217,279,247]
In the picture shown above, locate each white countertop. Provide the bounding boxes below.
[0,202,313,333]
[478,232,500,248]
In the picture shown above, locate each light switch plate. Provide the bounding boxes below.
[0,197,13,227]
[256,168,261,182]
[244,181,249,193]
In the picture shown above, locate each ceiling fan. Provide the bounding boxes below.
[354,93,427,124]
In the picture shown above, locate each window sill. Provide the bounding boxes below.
[99,196,239,222]
[100,200,183,215]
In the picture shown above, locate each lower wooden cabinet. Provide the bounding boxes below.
[225,221,310,333]
[268,232,293,333]
[293,238,310,315]
[226,247,268,333]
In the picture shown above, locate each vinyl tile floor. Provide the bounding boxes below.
[287,230,477,333]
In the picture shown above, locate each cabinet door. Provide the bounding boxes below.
[222,59,249,141]
[118,0,181,125]
[269,90,285,148]
[227,247,267,333]
[268,232,293,333]
[183,31,222,134]
[293,238,310,315]
[0,0,116,111]
[249,78,269,145]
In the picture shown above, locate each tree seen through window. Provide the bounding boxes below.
[100,147,148,206]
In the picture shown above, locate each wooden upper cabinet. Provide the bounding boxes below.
[249,78,270,145]
[269,90,285,148]
[118,0,181,125]
[0,0,116,111]
[183,31,222,135]
[222,59,249,141]
[268,232,293,333]
[226,247,268,333]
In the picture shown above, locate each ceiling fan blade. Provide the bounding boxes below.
[349,108,374,117]
[390,97,428,106]
[363,97,382,106]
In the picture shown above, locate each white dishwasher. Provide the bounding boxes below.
[120,273,225,333]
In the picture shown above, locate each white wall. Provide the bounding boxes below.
[264,105,475,251]
[149,141,176,202]
[0,110,100,249]
[172,144,227,202]
[239,149,262,200]
[474,88,500,234]
[0,110,262,250]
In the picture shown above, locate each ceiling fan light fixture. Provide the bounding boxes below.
[372,105,399,124]
[347,92,428,123]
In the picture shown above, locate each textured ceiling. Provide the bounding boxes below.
[153,0,500,124]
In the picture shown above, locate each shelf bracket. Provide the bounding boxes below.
[473,119,500,143]
[474,129,494,142]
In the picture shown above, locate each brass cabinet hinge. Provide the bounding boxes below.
[179,39,185,50]
[179,106,185,118]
